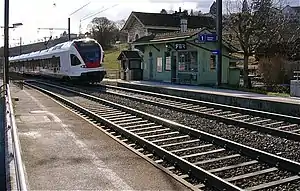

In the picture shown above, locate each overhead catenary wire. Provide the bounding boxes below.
[69,1,91,16]
[80,4,119,22]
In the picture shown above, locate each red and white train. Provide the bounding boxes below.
[9,38,106,83]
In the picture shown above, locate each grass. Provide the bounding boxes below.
[219,85,291,98]
[267,92,290,97]
[103,43,128,70]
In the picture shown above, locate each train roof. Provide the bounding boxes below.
[9,38,99,62]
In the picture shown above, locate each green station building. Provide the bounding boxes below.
[120,9,241,86]
[131,28,240,86]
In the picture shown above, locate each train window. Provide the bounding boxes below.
[70,54,81,66]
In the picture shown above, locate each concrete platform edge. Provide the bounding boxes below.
[117,82,300,117]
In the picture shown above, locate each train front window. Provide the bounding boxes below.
[74,41,101,63]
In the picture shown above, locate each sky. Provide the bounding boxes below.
[0,0,299,48]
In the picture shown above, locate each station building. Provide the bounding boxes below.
[121,9,241,86]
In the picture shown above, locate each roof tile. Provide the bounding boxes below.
[132,11,215,29]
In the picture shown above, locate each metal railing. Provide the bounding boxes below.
[3,84,27,191]
[105,69,121,79]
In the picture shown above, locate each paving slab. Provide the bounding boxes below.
[10,84,190,190]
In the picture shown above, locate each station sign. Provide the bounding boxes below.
[211,50,220,55]
[198,33,218,42]
[175,42,187,50]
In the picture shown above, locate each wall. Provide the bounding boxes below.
[143,44,172,82]
[0,36,77,57]
[127,18,147,43]
[140,39,233,85]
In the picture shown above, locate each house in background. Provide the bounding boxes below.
[121,7,215,43]
[283,5,300,22]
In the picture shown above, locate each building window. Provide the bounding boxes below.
[210,55,216,70]
[129,60,141,69]
[157,57,163,72]
[178,51,198,72]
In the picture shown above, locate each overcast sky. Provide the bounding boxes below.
[0,0,299,47]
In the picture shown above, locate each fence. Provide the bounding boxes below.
[1,84,27,191]
[294,71,300,80]
[105,69,121,79]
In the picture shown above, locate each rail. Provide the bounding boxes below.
[4,84,27,191]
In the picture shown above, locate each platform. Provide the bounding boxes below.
[104,79,300,117]
[10,83,190,190]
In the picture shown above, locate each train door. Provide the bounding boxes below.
[59,53,69,75]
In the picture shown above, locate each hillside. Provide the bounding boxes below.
[103,43,129,70]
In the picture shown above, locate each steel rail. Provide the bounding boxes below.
[24,81,243,191]
[25,81,300,175]
[104,85,300,124]
[96,85,300,141]
[5,84,27,191]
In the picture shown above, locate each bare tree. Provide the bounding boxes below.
[190,9,194,16]
[88,17,119,49]
[115,19,126,30]
[224,0,289,88]
[160,9,168,14]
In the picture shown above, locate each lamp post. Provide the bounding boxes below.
[216,0,222,86]
[68,1,91,40]
[2,11,23,85]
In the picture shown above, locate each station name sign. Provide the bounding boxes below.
[174,42,187,50]
[198,33,218,42]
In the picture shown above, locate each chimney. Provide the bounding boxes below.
[179,10,188,32]
[179,7,181,12]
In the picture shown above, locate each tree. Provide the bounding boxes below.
[115,19,126,30]
[190,9,194,16]
[88,17,119,49]
[224,0,289,88]
[160,9,168,14]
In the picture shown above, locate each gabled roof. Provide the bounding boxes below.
[133,28,240,53]
[122,11,215,31]
[117,50,142,60]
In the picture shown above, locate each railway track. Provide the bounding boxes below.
[70,83,300,142]
[24,80,300,190]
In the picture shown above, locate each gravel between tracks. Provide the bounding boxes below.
[87,91,300,162]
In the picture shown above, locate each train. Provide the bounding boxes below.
[9,38,106,83]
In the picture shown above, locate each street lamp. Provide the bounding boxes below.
[2,10,24,84]
[0,22,23,28]
[216,0,222,86]
[12,23,23,28]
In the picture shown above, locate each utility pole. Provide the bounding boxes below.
[4,0,9,84]
[216,0,222,86]
[19,37,22,55]
[68,17,71,40]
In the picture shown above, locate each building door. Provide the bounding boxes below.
[149,57,154,79]
[171,52,177,83]
[149,52,153,80]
